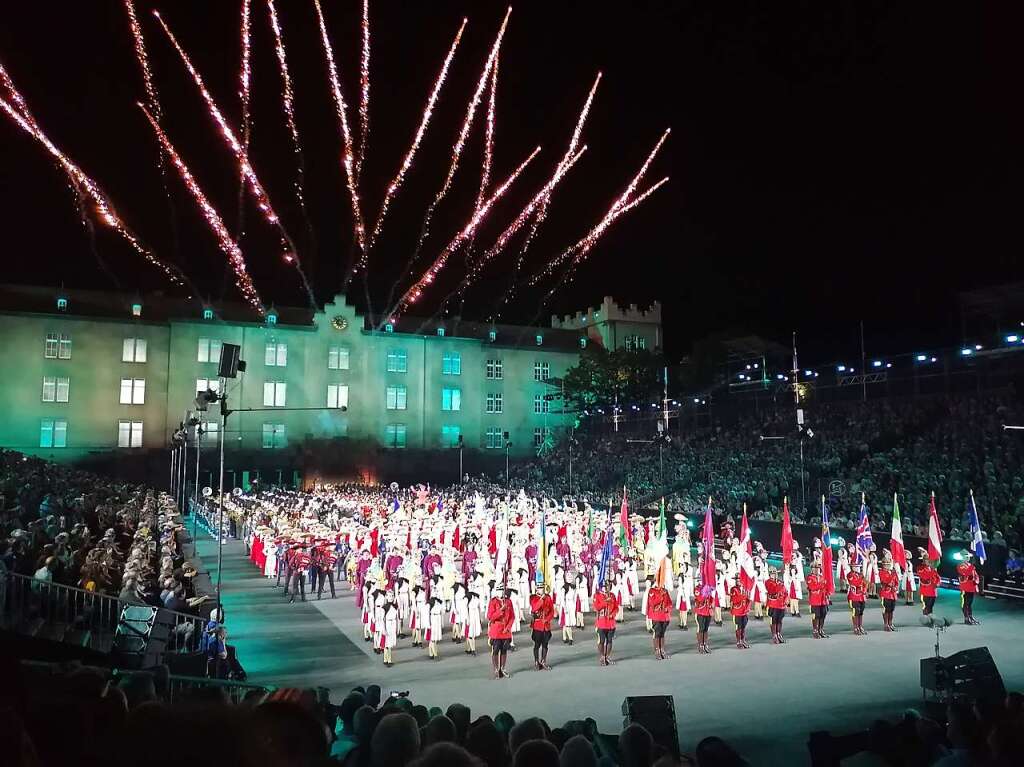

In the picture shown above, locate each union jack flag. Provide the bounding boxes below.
[854,502,873,565]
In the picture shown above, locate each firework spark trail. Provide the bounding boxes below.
[266,0,311,216]
[0,94,187,287]
[449,145,588,302]
[492,71,601,314]
[313,0,366,281]
[367,18,466,253]
[476,51,499,212]
[0,61,36,124]
[139,105,263,312]
[390,144,543,320]
[124,1,161,120]
[233,0,253,243]
[530,127,670,283]
[403,7,511,265]
[356,0,370,183]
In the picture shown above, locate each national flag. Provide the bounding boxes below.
[821,496,834,595]
[700,497,716,589]
[391,496,400,515]
[587,505,594,541]
[967,490,987,564]
[738,503,755,591]
[854,495,873,566]
[369,527,379,557]
[780,497,794,565]
[451,524,460,552]
[646,497,670,587]
[619,487,631,549]
[405,527,412,553]
[597,525,613,587]
[890,493,907,570]
[927,492,943,561]
[538,504,548,584]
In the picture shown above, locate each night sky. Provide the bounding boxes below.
[1,1,1020,361]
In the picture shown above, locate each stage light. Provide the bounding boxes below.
[916,354,927,362]
[930,357,937,363]
[804,370,812,376]
[952,551,963,561]
[975,344,983,350]
[961,348,973,356]
[745,364,751,370]
[1007,335,1019,343]
[693,398,700,403]
[686,519,694,528]
[837,365,846,372]
[776,373,784,380]
[872,360,882,368]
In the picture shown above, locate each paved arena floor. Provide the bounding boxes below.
[200,538,1024,766]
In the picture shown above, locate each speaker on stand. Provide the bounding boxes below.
[112,605,172,669]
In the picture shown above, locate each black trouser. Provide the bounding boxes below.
[812,605,827,623]
[962,591,975,617]
[318,569,336,598]
[277,561,289,588]
[652,620,669,638]
[883,597,895,614]
[696,615,711,632]
[309,566,321,594]
[532,629,551,662]
[733,615,748,633]
[289,570,306,600]
[597,627,615,651]
[922,595,935,614]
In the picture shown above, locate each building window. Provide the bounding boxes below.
[441,425,461,448]
[579,337,587,349]
[442,387,461,411]
[265,342,287,367]
[486,392,503,414]
[328,346,350,370]
[437,327,445,337]
[534,394,550,414]
[485,427,503,449]
[536,334,543,346]
[386,348,408,373]
[385,323,394,333]
[202,420,219,445]
[386,385,407,410]
[442,351,461,375]
[488,330,497,342]
[267,312,278,325]
[327,383,349,409]
[118,420,143,448]
[122,338,148,363]
[485,359,503,380]
[534,426,553,447]
[131,303,142,317]
[203,308,214,320]
[195,378,221,396]
[262,423,286,449]
[385,423,407,448]
[42,376,69,403]
[533,361,550,381]
[57,297,68,312]
[263,381,287,407]
[119,378,146,405]
[40,418,67,448]
[46,333,72,359]
[198,338,222,363]
[625,335,646,352]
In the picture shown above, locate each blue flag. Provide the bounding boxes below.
[855,502,873,565]
[597,527,613,588]
[968,492,987,564]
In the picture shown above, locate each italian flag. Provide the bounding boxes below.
[927,492,943,561]
[890,493,907,570]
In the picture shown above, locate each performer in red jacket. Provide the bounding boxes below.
[694,584,715,654]
[729,580,751,649]
[593,580,620,667]
[878,556,899,632]
[645,581,673,659]
[915,548,941,616]
[846,569,868,635]
[765,567,788,644]
[957,550,981,625]
[529,582,555,671]
[806,564,830,639]
[486,588,516,679]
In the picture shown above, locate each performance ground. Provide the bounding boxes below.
[199,537,1024,766]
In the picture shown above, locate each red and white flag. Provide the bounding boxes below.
[927,492,943,561]
[780,497,794,565]
[738,504,755,590]
[890,493,907,570]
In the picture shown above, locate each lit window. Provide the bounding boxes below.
[56,297,68,312]
[265,342,287,366]
[58,334,72,360]
[41,418,67,448]
[267,312,278,325]
[485,427,503,449]
[119,378,146,405]
[534,394,550,414]
[195,378,221,396]
[386,349,408,373]
[263,381,287,407]
[44,333,59,359]
[131,303,142,317]
[202,420,219,445]
[533,361,550,381]
[42,376,70,403]
[203,308,214,320]
[386,385,408,410]
[441,425,461,448]
[488,330,497,342]
[118,420,143,448]
[579,337,587,349]
[328,346,350,370]
[437,327,445,337]
[385,423,407,448]
[442,351,462,375]
[534,426,552,447]
[536,334,543,346]
[385,323,394,333]
[122,338,148,363]
[262,423,286,449]
[486,393,503,414]
[624,335,647,352]
[486,359,503,380]
[442,387,461,412]
[197,338,222,363]
[327,383,349,409]
[56,377,70,403]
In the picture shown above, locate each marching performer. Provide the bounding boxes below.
[864,544,880,598]
[915,549,940,616]
[529,581,555,670]
[846,567,868,635]
[560,576,577,644]
[784,561,803,617]
[835,538,850,592]
[714,561,727,625]
[396,576,410,635]
[594,579,620,667]
[486,587,516,679]
[410,580,425,646]
[751,556,767,620]
[381,591,399,667]
[957,550,981,625]
[646,577,672,659]
[899,549,916,605]
[575,571,589,629]
[878,554,899,632]
[766,567,788,644]
[641,575,655,633]
[425,595,444,660]
[675,563,694,629]
[694,584,715,654]
[806,563,829,639]
[729,578,751,649]
[465,589,482,655]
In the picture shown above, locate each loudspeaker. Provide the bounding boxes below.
[622,696,679,758]
[921,646,1005,703]
[217,343,242,378]
[112,605,172,669]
